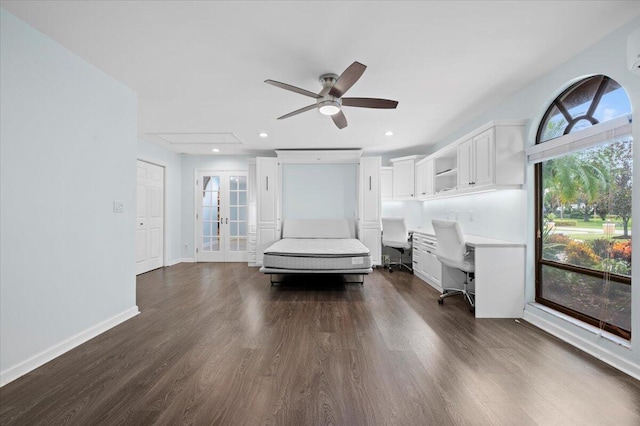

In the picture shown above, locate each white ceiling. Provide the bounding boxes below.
[3,1,639,156]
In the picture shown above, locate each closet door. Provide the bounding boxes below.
[136,160,164,274]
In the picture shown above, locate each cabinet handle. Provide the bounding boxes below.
[266,176,269,191]
[226,218,228,224]
[369,176,372,191]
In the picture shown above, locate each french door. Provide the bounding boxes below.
[196,171,248,262]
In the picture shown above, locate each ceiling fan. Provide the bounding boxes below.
[265,61,398,129]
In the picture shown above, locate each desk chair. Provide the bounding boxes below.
[381,217,412,273]
[432,219,475,309]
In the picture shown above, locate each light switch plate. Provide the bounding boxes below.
[113,200,124,213]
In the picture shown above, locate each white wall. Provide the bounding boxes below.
[282,164,357,219]
[0,10,138,385]
[419,18,640,377]
[420,190,527,242]
[180,155,253,260]
[137,138,183,265]
[381,201,422,230]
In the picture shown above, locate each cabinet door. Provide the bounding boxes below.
[392,159,415,199]
[360,226,381,266]
[415,161,426,199]
[424,159,434,196]
[418,247,429,277]
[429,251,442,285]
[256,158,277,224]
[361,157,381,224]
[380,167,393,200]
[457,139,472,189]
[473,128,495,187]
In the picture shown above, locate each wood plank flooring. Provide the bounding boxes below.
[1,263,639,425]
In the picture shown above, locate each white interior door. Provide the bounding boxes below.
[136,160,164,274]
[196,171,248,262]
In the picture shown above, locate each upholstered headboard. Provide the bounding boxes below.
[282,218,356,239]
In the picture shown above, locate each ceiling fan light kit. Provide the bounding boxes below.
[265,61,398,129]
[318,100,341,116]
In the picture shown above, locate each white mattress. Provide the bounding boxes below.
[263,238,372,271]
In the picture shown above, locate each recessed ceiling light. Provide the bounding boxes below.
[384,131,394,136]
[259,132,269,138]
[212,148,220,152]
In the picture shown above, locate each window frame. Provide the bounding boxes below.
[533,75,632,340]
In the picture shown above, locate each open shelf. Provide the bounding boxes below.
[435,167,457,178]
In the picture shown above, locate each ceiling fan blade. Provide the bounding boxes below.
[329,61,367,98]
[331,110,348,129]
[277,104,317,120]
[265,79,321,99]
[342,97,399,109]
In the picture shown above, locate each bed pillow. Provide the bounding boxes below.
[282,218,355,239]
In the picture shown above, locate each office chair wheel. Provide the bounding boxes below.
[389,267,393,273]
[437,298,444,305]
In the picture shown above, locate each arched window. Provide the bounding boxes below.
[533,75,632,339]
[537,75,632,143]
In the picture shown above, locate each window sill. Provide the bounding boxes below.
[526,302,631,349]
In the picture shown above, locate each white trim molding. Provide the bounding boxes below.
[0,306,139,387]
[524,304,639,380]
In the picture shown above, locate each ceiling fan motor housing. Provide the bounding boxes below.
[317,74,342,115]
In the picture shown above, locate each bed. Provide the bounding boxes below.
[259,218,373,284]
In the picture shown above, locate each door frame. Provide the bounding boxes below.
[193,169,249,262]
[136,158,167,272]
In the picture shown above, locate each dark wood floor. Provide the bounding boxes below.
[1,263,639,425]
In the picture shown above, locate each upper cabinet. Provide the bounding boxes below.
[390,155,425,200]
[432,120,526,198]
[378,120,525,203]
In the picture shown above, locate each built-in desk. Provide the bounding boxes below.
[411,228,525,318]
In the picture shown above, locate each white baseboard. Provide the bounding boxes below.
[181,258,195,263]
[166,258,182,267]
[0,306,139,387]
[523,306,639,380]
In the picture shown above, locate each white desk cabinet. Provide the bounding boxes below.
[412,229,524,318]
[413,233,441,287]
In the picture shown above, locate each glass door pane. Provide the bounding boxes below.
[228,175,247,252]
[202,176,221,252]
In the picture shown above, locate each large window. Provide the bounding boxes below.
[534,75,632,339]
